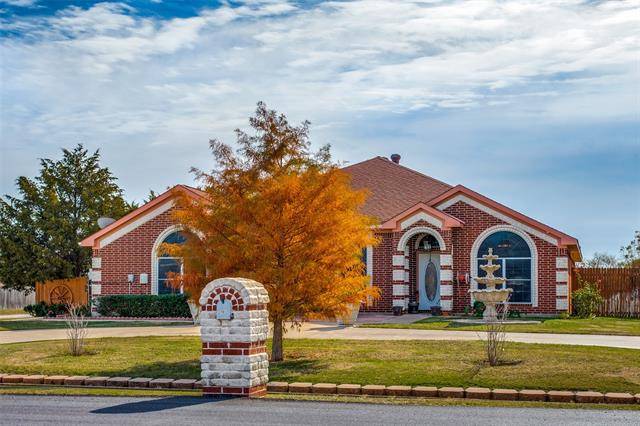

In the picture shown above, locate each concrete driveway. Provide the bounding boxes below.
[1,322,639,349]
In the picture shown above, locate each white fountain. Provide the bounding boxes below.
[469,248,512,322]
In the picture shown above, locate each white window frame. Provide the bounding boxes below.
[471,225,538,307]
[151,225,183,295]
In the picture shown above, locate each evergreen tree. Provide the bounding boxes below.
[0,144,133,292]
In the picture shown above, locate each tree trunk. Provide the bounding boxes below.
[271,318,284,362]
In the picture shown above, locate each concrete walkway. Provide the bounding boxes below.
[1,322,639,349]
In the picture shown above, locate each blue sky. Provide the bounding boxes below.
[1,0,638,260]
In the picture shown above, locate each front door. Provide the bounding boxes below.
[418,253,440,311]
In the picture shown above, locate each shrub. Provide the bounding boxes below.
[24,302,90,317]
[572,281,603,318]
[96,294,191,318]
[472,301,485,318]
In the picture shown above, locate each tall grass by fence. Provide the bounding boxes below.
[0,286,35,310]
[572,268,640,318]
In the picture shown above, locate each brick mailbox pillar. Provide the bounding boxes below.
[199,277,270,397]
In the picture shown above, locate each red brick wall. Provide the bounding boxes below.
[444,201,560,314]
[92,208,177,296]
[365,202,565,315]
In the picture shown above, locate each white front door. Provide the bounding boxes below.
[418,253,440,311]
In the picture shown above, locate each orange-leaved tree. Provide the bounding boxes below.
[166,102,379,361]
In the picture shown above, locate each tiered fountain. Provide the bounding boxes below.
[469,248,512,322]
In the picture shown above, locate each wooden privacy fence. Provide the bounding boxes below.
[572,267,640,317]
[0,285,35,310]
[35,277,88,306]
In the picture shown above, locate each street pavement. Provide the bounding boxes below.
[0,395,637,425]
[1,322,640,349]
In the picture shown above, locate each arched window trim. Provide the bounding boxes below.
[470,225,538,307]
[151,225,183,295]
[397,226,446,253]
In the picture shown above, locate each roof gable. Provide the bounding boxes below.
[430,185,582,261]
[79,185,205,249]
[342,156,451,222]
[379,202,463,231]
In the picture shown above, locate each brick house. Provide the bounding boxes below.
[81,155,581,315]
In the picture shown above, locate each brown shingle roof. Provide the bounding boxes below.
[342,156,452,222]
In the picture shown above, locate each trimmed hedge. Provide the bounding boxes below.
[95,294,191,318]
[24,302,90,318]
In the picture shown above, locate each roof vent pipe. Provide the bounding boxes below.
[390,154,401,164]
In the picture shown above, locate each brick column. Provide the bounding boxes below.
[199,277,270,397]
[392,251,409,310]
[439,230,454,312]
[555,255,569,312]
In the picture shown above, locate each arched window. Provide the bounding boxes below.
[157,231,186,294]
[477,230,532,303]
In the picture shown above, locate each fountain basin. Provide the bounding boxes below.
[469,289,512,304]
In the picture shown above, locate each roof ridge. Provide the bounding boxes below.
[344,156,452,190]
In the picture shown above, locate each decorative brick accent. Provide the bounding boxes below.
[106,377,130,387]
[555,271,568,283]
[43,375,68,385]
[361,385,386,395]
[64,376,89,386]
[385,385,412,396]
[312,383,337,394]
[128,377,152,388]
[555,284,568,297]
[465,387,491,399]
[336,384,361,395]
[556,257,568,269]
[85,377,109,387]
[412,386,438,397]
[575,391,604,403]
[555,299,568,311]
[149,378,174,389]
[438,387,464,398]
[288,382,313,393]
[604,392,636,404]
[267,382,289,393]
[22,375,45,384]
[492,389,518,400]
[171,379,197,389]
[199,278,270,398]
[547,390,575,402]
[518,389,546,401]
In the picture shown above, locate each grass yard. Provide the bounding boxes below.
[362,316,640,336]
[1,337,639,394]
[0,320,191,331]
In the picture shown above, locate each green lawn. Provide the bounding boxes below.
[1,337,639,394]
[362,316,640,336]
[0,320,191,331]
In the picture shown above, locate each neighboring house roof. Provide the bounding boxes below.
[342,156,452,222]
[79,185,205,249]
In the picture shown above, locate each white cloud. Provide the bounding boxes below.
[1,0,638,257]
[0,0,38,7]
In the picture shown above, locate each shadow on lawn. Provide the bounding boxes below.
[91,396,234,414]
[269,359,324,382]
[91,360,201,380]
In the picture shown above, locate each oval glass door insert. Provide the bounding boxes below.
[425,261,438,301]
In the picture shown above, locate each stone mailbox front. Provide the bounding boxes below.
[199,277,270,397]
